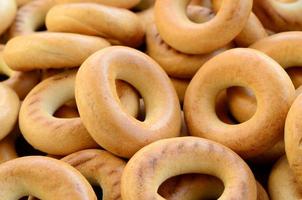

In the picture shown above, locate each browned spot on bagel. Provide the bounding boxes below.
[66,153,99,167]
[112,194,122,200]
[52,122,64,131]
[112,180,121,187]
[108,169,119,176]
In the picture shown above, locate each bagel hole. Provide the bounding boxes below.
[137,98,146,121]
[53,99,79,118]
[92,185,103,199]
[286,67,302,89]
[158,173,224,200]
[0,74,9,81]
[216,87,257,124]
[215,90,239,125]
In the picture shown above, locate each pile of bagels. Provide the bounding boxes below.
[0,0,302,199]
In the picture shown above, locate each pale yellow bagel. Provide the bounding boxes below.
[54,0,140,9]
[285,92,302,188]
[0,83,20,141]
[121,137,257,200]
[46,3,144,47]
[76,46,181,158]
[154,0,252,54]
[20,70,139,155]
[146,23,232,78]
[0,156,96,199]
[184,48,295,158]
[0,0,17,36]
[228,32,302,122]
[268,156,302,200]
[10,0,55,38]
[62,149,126,200]
[0,51,40,99]
[253,0,302,32]
[3,32,110,71]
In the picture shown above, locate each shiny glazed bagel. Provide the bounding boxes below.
[154,0,252,54]
[184,48,295,158]
[0,156,97,199]
[268,156,302,200]
[0,0,17,36]
[285,92,302,188]
[20,70,140,155]
[228,32,302,122]
[10,0,55,38]
[54,0,140,8]
[121,137,257,200]
[76,46,181,158]
[46,3,144,47]
[0,51,40,99]
[62,149,126,200]
[253,0,302,32]
[0,83,20,141]
[3,32,110,71]
[146,24,232,78]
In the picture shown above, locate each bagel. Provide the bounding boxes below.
[0,51,40,99]
[46,3,144,47]
[3,32,110,71]
[75,46,181,158]
[0,156,96,199]
[228,32,302,122]
[54,0,140,9]
[121,137,257,200]
[184,48,295,158]
[0,83,20,141]
[20,70,140,155]
[10,0,55,38]
[0,0,17,36]
[146,23,232,78]
[268,156,302,200]
[285,92,302,188]
[253,0,302,32]
[62,149,126,200]
[212,0,268,47]
[154,0,252,54]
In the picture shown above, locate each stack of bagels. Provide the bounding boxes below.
[0,0,302,199]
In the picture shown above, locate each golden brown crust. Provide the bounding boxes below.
[154,0,252,54]
[62,149,126,200]
[10,0,55,38]
[0,156,97,199]
[184,48,295,158]
[0,0,17,36]
[253,0,302,32]
[54,0,140,9]
[46,3,144,47]
[121,137,257,200]
[3,32,110,71]
[269,156,302,200]
[75,46,181,158]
